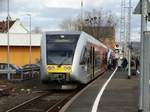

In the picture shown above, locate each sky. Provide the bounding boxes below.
[0,0,141,41]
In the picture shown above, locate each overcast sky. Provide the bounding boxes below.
[0,0,142,41]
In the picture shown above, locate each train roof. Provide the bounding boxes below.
[44,31,81,35]
[44,31,108,49]
[80,32,108,49]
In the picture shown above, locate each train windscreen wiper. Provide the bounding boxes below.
[58,58,68,67]
[48,58,57,65]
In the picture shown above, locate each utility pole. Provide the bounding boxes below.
[139,0,146,110]
[142,0,150,111]
[26,14,32,65]
[127,0,132,79]
[7,0,10,80]
[134,0,150,111]
[80,0,84,31]
[26,14,33,77]
[143,31,150,112]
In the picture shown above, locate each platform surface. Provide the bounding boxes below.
[63,70,139,112]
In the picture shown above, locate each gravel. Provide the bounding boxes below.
[0,79,49,112]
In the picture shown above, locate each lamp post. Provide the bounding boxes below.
[80,0,83,31]
[26,14,33,77]
[127,0,131,79]
[134,0,149,111]
[7,0,10,80]
[26,14,32,65]
[140,0,148,111]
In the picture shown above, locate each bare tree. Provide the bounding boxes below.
[105,11,118,27]
[59,9,117,49]
[60,18,82,31]
[59,9,118,31]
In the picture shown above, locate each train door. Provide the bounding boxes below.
[91,47,95,79]
[88,46,95,80]
[94,48,101,77]
[80,48,89,76]
[100,51,107,72]
[79,46,95,80]
[80,46,93,81]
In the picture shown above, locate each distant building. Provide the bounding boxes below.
[0,19,28,33]
[0,19,41,67]
[82,26,116,49]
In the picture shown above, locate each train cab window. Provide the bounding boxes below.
[80,48,89,65]
[80,57,87,65]
[46,34,79,65]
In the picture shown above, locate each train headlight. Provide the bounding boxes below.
[64,66,71,71]
[47,66,55,70]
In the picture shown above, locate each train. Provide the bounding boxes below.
[40,31,112,85]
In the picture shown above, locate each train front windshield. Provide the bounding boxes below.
[46,34,79,65]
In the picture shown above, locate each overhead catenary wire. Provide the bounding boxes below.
[120,0,126,54]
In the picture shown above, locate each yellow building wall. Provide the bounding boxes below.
[0,46,40,67]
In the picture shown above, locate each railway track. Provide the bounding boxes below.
[6,89,80,112]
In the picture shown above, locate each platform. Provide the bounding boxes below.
[60,70,139,112]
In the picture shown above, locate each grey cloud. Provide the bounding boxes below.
[22,16,62,30]
[0,0,143,32]
[38,7,80,19]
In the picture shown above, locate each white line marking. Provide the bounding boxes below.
[60,73,105,112]
[91,67,118,112]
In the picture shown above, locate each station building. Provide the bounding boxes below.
[0,19,42,67]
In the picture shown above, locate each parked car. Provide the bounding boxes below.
[21,64,40,72]
[21,64,40,79]
[0,63,22,75]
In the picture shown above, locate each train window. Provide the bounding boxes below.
[80,48,89,65]
[47,50,73,65]
[46,34,79,65]
[95,51,101,67]
[46,34,79,44]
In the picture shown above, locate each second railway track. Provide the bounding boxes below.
[6,89,80,112]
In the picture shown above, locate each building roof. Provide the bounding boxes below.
[0,33,42,46]
[0,20,16,33]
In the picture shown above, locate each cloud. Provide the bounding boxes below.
[42,0,119,9]
[0,0,143,41]
[43,0,82,8]
[13,0,29,4]
[38,7,80,19]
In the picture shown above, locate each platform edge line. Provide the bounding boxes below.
[91,67,118,112]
